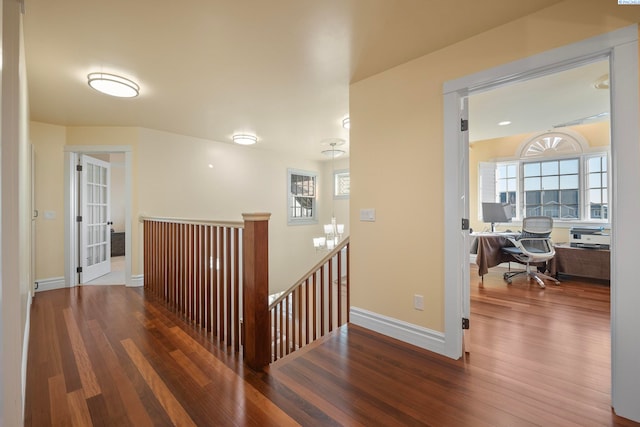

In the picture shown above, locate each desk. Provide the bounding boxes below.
[470,233,518,276]
[548,244,610,281]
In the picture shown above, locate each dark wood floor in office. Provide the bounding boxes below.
[24,270,638,426]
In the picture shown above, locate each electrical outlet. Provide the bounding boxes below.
[414,294,424,311]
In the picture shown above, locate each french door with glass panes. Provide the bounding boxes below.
[80,155,111,283]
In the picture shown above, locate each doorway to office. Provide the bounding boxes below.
[443,25,639,419]
[63,145,133,288]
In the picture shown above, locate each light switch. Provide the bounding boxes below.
[360,208,376,222]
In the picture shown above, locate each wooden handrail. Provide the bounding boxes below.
[269,237,350,309]
[139,215,244,228]
[268,237,350,364]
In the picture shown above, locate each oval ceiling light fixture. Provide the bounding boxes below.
[232,134,258,145]
[498,120,512,126]
[342,117,350,129]
[88,72,140,98]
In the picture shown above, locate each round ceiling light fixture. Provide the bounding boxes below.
[232,134,258,145]
[321,138,346,157]
[88,72,140,98]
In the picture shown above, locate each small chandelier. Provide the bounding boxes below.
[313,139,345,251]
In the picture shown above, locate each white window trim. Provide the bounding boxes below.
[287,168,318,225]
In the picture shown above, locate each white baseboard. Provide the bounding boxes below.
[350,307,445,356]
[129,274,144,287]
[34,276,66,292]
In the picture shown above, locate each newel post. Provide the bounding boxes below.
[242,213,271,370]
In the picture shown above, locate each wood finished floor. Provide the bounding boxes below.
[24,270,639,426]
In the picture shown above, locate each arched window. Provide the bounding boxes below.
[518,130,586,158]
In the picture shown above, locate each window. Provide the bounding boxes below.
[288,169,317,224]
[496,163,517,218]
[478,131,609,222]
[334,170,350,199]
[523,158,579,218]
[587,154,608,220]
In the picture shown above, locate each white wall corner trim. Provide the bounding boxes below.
[130,274,144,287]
[350,307,446,355]
[34,277,66,292]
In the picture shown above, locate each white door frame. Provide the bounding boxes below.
[443,25,639,421]
[64,145,133,287]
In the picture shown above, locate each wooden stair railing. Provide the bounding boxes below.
[142,213,349,370]
[268,237,350,364]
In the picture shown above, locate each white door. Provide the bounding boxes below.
[80,155,111,283]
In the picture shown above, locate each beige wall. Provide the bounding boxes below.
[32,122,66,280]
[469,121,611,243]
[1,4,32,424]
[350,0,640,333]
[31,124,346,293]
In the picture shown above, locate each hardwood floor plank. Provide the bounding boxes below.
[86,319,154,427]
[48,374,72,426]
[63,307,101,398]
[169,349,212,388]
[121,338,198,427]
[66,389,93,427]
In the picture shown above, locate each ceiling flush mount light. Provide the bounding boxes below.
[342,117,350,129]
[498,120,512,126]
[593,74,609,89]
[232,134,258,145]
[87,72,139,98]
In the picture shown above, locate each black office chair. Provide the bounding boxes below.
[502,216,560,288]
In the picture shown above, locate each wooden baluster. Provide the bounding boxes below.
[286,295,291,355]
[218,227,225,340]
[328,258,333,332]
[279,301,284,359]
[242,213,270,370]
[337,249,342,326]
[320,267,325,336]
[270,309,275,362]
[205,225,212,332]
[291,289,296,354]
[195,224,202,326]
[312,272,317,341]
[297,279,309,347]
[212,226,218,338]
[233,228,240,351]
[346,243,350,322]
[226,227,232,345]
[304,274,315,344]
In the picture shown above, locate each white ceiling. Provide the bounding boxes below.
[469,59,611,142]
[23,0,566,160]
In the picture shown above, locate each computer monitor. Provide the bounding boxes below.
[482,202,511,232]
